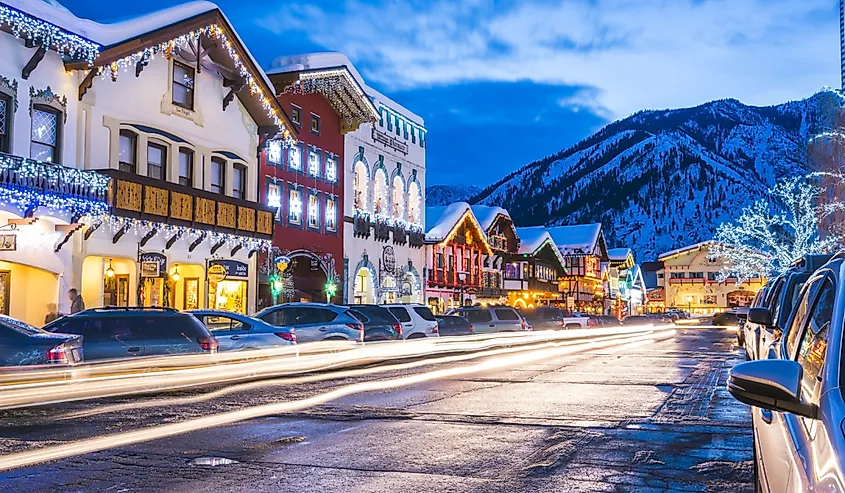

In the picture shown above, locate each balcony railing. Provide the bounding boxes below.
[0,152,110,213]
[427,268,481,289]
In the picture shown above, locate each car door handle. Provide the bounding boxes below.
[230,335,242,341]
[489,324,495,327]
[319,327,328,331]
[760,409,774,424]
[128,347,140,353]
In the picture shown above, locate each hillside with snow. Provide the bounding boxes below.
[426,184,482,206]
[470,90,843,262]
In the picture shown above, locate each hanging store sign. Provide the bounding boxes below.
[139,252,167,278]
[208,259,249,279]
[382,246,396,272]
[585,256,599,279]
[207,264,227,283]
[0,234,16,251]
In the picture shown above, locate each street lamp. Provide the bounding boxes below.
[686,295,693,315]
[458,272,467,307]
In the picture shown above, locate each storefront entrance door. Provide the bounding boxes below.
[0,271,9,315]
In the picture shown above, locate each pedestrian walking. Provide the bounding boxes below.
[68,288,85,314]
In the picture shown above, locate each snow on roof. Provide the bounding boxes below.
[3,0,218,46]
[425,202,471,242]
[470,205,510,233]
[658,241,716,261]
[514,227,552,254]
[545,223,603,255]
[607,248,632,262]
[268,52,424,127]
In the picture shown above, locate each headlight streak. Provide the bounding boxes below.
[60,330,668,420]
[0,326,665,410]
[0,328,675,471]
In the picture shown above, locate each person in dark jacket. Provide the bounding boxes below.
[68,289,85,314]
[44,303,62,324]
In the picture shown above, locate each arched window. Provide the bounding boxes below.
[354,160,368,210]
[408,181,421,225]
[373,168,387,215]
[392,175,405,220]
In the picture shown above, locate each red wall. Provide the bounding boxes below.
[259,92,344,279]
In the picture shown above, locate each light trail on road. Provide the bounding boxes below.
[0,328,676,471]
[60,329,661,420]
[0,326,670,409]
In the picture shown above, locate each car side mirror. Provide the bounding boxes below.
[727,359,817,419]
[747,308,774,327]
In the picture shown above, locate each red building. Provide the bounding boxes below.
[257,66,377,307]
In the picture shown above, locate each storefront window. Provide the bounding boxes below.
[208,280,247,314]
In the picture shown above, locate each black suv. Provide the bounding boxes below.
[44,307,217,361]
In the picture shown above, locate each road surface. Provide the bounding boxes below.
[0,327,752,492]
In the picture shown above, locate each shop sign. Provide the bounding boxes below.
[566,296,575,310]
[139,252,167,278]
[207,264,227,283]
[209,259,249,279]
[382,246,396,272]
[585,256,599,278]
[0,234,16,251]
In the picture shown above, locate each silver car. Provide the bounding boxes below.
[188,310,296,351]
[254,303,364,343]
[446,306,529,334]
[728,255,845,492]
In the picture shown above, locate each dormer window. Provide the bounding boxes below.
[172,61,195,110]
[30,107,60,163]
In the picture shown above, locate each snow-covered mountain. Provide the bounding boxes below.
[426,184,482,206]
[471,90,842,262]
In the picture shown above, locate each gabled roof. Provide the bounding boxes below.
[640,261,664,272]
[267,63,379,134]
[545,223,608,259]
[16,0,295,135]
[658,241,716,261]
[424,202,492,254]
[607,248,632,262]
[470,205,511,234]
[515,227,566,269]
[269,52,425,127]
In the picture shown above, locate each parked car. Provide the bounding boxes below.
[712,310,744,327]
[188,310,296,351]
[520,306,587,330]
[745,254,832,360]
[665,309,689,320]
[620,315,655,326]
[382,304,439,339]
[587,315,622,328]
[254,303,364,343]
[435,315,475,336]
[0,314,83,366]
[343,305,402,341]
[727,254,844,492]
[44,307,216,360]
[738,287,768,351]
[447,306,529,333]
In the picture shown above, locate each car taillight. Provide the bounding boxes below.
[46,344,68,364]
[275,332,296,343]
[587,319,598,328]
[392,323,402,336]
[198,336,218,353]
[468,324,475,332]
[432,323,438,334]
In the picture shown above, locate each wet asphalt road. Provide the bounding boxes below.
[0,327,752,492]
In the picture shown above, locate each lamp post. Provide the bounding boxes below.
[458,272,467,307]
[687,295,693,316]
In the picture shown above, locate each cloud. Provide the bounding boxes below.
[257,0,838,120]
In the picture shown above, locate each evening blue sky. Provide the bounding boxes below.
[60,0,840,186]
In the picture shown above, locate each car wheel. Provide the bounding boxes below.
[565,324,579,330]
[407,333,426,339]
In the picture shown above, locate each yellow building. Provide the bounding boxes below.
[658,242,764,314]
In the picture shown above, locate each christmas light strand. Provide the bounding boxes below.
[101,24,292,144]
[0,4,100,63]
[0,187,108,217]
[84,214,271,253]
[0,154,110,193]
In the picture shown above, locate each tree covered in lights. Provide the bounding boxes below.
[710,175,844,282]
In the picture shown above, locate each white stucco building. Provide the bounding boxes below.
[0,1,291,324]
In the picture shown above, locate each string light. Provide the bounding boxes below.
[83,215,271,252]
[282,69,379,125]
[99,24,293,143]
[0,4,100,64]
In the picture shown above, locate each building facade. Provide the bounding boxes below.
[0,2,291,323]
[510,227,567,308]
[471,205,518,305]
[547,224,609,314]
[258,65,377,307]
[425,202,492,313]
[658,242,765,314]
